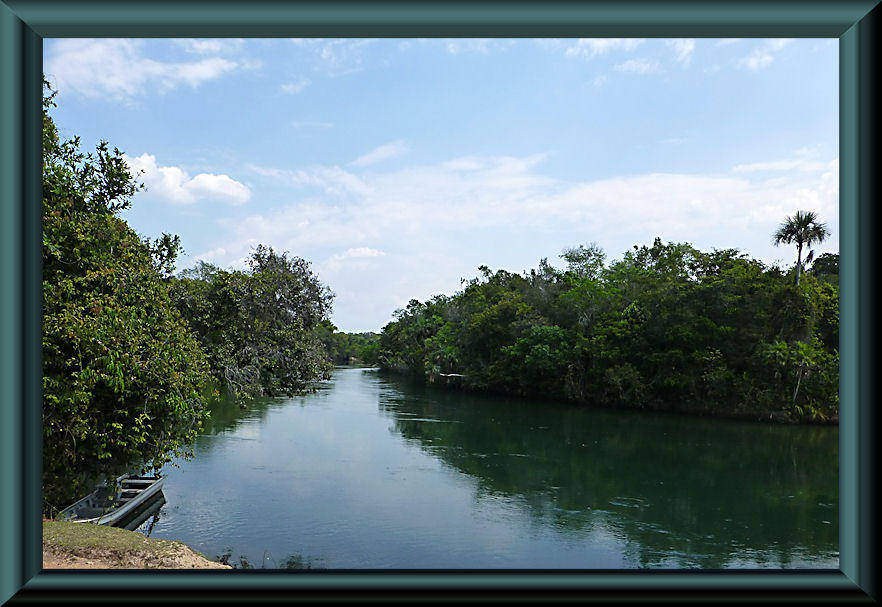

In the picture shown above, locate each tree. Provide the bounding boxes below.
[377,237,839,423]
[42,80,212,512]
[561,243,606,280]
[773,211,830,286]
[810,252,839,284]
[170,247,335,402]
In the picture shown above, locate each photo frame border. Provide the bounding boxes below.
[1,0,878,602]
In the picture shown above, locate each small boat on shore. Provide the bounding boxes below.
[58,474,165,526]
[117,492,166,532]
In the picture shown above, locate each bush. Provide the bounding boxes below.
[42,81,211,512]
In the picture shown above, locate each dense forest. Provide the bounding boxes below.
[169,255,334,402]
[41,76,838,515]
[378,240,839,424]
[41,82,339,512]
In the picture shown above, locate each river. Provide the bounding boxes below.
[137,366,838,569]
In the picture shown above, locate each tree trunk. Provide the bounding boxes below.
[791,363,804,408]
[796,242,803,286]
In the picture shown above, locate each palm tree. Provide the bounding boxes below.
[773,211,830,285]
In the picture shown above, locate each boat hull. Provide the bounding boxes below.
[58,475,165,526]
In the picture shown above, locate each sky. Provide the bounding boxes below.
[44,38,839,332]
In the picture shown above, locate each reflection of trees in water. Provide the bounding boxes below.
[200,397,279,435]
[216,547,324,569]
[378,375,838,568]
[199,381,335,437]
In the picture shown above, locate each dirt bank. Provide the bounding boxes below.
[43,520,230,569]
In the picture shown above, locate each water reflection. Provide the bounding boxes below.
[119,492,165,534]
[215,548,325,569]
[200,397,279,435]
[198,380,335,438]
[145,368,837,569]
[376,372,838,568]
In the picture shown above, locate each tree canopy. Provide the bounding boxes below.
[379,237,838,423]
[42,81,338,511]
[42,81,212,511]
[170,249,335,402]
[773,210,830,285]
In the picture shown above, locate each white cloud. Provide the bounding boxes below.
[351,140,410,167]
[793,144,823,157]
[732,149,828,173]
[322,247,388,272]
[738,38,794,71]
[281,78,311,94]
[249,164,370,197]
[125,153,251,205]
[174,39,244,54]
[231,152,556,255]
[443,39,515,54]
[238,151,836,250]
[289,38,379,76]
[716,38,742,46]
[201,150,837,330]
[45,39,249,101]
[192,246,228,264]
[666,39,695,65]
[187,174,251,203]
[614,58,664,75]
[338,247,386,259]
[566,39,644,59]
[732,159,827,173]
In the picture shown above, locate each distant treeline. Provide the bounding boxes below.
[378,241,839,424]
[315,323,380,365]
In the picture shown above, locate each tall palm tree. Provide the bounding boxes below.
[773,211,830,286]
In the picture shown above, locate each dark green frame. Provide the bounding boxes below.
[1,1,878,602]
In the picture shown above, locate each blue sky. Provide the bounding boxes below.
[44,38,838,332]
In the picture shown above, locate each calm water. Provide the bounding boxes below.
[139,367,838,569]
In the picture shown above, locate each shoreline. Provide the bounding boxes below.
[42,520,230,570]
[378,368,839,426]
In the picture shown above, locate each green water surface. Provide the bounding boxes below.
[142,367,838,569]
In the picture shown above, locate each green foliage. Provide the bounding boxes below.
[42,81,212,512]
[314,321,380,365]
[385,385,838,568]
[773,210,830,285]
[42,79,339,513]
[810,252,839,285]
[379,237,839,423]
[170,247,335,402]
[761,337,839,421]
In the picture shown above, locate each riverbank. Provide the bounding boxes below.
[383,369,839,425]
[43,520,230,569]
[377,241,839,425]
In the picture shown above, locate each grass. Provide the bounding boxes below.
[43,520,196,558]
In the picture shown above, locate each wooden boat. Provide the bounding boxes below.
[58,474,165,526]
